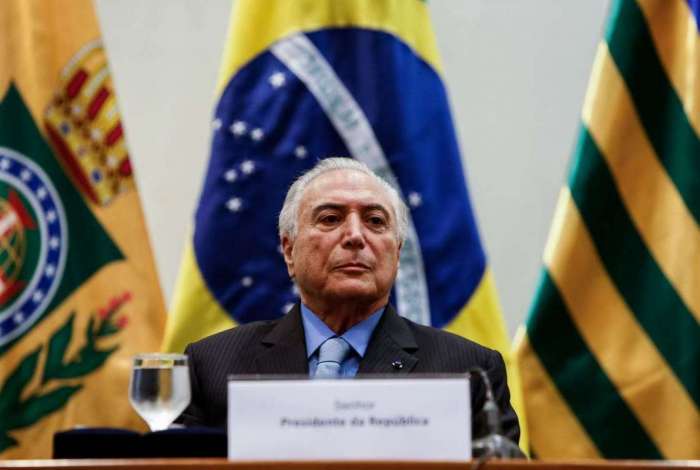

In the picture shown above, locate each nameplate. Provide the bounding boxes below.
[227,377,471,461]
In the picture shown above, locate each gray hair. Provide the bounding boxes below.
[278,157,408,243]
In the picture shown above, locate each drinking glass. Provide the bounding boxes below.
[129,353,191,432]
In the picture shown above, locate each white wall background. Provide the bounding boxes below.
[95,0,609,337]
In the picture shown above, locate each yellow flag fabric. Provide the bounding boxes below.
[0,0,165,458]
[515,0,700,459]
[164,0,526,448]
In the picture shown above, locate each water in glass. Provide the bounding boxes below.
[129,353,191,431]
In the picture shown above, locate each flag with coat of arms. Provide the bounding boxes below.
[0,0,166,458]
[163,0,526,447]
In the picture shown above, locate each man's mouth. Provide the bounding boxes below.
[333,262,371,271]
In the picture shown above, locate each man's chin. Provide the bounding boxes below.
[324,283,381,304]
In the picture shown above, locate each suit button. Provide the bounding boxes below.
[391,360,404,370]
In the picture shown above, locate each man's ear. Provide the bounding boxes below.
[281,235,295,278]
[396,240,403,268]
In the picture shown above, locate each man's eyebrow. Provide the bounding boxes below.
[310,203,391,219]
[364,204,391,219]
[311,203,344,218]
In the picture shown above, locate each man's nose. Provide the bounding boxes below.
[341,214,365,249]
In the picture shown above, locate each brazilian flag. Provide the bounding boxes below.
[0,0,165,458]
[163,0,526,448]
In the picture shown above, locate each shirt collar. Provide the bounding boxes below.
[300,303,385,359]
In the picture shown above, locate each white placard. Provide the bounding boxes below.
[227,377,471,461]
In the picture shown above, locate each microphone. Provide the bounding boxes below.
[468,367,526,459]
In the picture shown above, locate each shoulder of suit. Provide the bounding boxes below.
[401,316,500,358]
[185,318,278,353]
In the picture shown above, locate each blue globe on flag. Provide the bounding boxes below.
[0,196,27,306]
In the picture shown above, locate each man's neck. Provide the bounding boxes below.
[302,298,387,334]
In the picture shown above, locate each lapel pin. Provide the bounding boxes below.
[391,360,403,370]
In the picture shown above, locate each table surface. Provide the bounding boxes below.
[1,459,699,470]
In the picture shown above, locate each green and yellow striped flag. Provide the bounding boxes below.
[515,0,700,459]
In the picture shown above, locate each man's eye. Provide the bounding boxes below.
[319,214,340,224]
[367,215,388,227]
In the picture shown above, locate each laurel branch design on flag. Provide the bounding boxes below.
[0,292,130,452]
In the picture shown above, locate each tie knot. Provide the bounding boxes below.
[314,337,352,378]
[318,336,351,364]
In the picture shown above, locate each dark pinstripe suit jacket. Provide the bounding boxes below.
[181,304,520,441]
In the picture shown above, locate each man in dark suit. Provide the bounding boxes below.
[182,157,520,441]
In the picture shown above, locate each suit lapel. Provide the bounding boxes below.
[254,305,308,375]
[358,305,419,375]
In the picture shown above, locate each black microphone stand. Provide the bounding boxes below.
[469,368,526,459]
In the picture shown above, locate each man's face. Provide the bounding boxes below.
[282,169,401,311]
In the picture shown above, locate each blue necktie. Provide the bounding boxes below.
[314,337,351,378]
